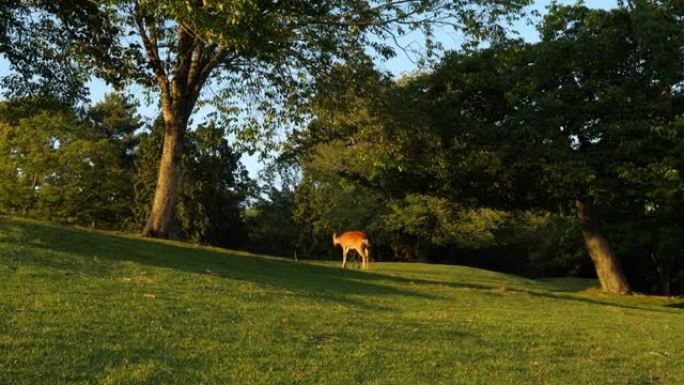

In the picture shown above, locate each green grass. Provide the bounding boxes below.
[1,216,683,385]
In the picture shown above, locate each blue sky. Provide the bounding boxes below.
[1,0,617,179]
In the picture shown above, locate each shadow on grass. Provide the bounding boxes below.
[361,271,681,314]
[3,217,678,314]
[0,217,435,311]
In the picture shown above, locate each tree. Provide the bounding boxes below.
[0,97,132,227]
[523,3,682,293]
[177,122,250,247]
[244,186,298,258]
[19,0,531,239]
[426,2,683,294]
[87,93,143,167]
[86,93,144,229]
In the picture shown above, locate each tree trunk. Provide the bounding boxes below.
[135,16,223,239]
[142,120,185,238]
[651,253,673,297]
[662,273,671,297]
[575,199,631,294]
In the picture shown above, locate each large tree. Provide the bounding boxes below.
[515,2,683,293]
[424,3,684,294]
[6,0,530,238]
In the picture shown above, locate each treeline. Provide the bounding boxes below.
[0,95,250,248]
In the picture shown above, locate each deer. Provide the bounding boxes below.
[332,231,371,270]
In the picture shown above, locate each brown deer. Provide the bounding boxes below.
[332,231,371,270]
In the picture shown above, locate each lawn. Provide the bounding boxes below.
[0,216,682,385]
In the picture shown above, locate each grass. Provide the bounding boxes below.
[0,216,683,385]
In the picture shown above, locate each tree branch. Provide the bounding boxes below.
[132,2,169,101]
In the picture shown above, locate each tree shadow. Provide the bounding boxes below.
[0,217,435,311]
[665,302,684,309]
[358,272,682,314]
[523,290,682,314]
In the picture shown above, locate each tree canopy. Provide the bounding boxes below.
[0,0,531,238]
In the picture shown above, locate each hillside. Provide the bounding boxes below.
[1,216,683,385]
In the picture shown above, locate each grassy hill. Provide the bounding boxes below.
[1,216,683,385]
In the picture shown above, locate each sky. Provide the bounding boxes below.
[0,0,617,181]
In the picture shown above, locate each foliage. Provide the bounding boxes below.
[503,3,684,212]
[504,2,684,292]
[243,186,298,258]
[383,194,508,248]
[608,201,684,295]
[294,168,385,260]
[291,57,521,261]
[0,97,132,227]
[87,93,142,166]
[178,122,251,247]
[512,212,590,277]
[0,94,251,245]
[149,0,533,136]
[0,1,89,103]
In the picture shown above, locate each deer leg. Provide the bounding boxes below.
[367,247,371,269]
[356,247,368,269]
[342,247,349,269]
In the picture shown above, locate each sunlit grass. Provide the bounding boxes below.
[1,216,682,385]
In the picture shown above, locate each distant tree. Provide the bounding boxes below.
[85,93,144,229]
[290,58,515,261]
[244,186,298,258]
[609,199,684,295]
[0,97,131,227]
[178,122,250,247]
[294,168,385,259]
[87,93,143,167]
